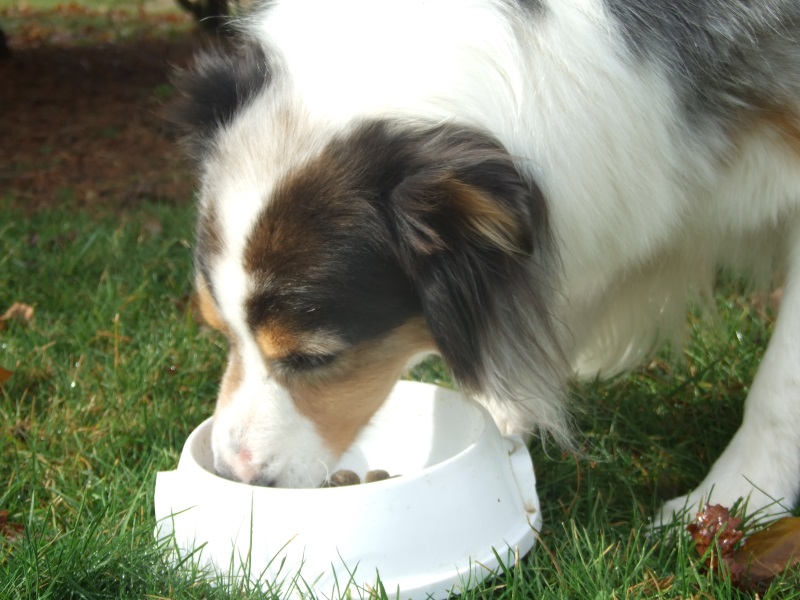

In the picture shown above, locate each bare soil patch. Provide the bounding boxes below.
[1,5,204,213]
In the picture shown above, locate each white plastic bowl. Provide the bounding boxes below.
[154,381,541,599]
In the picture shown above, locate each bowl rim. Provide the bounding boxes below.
[179,381,494,495]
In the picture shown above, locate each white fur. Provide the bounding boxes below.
[661,217,800,522]
[210,342,334,488]
[201,0,800,515]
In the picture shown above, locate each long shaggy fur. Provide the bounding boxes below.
[172,0,800,516]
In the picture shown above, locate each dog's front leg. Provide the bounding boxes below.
[659,229,800,524]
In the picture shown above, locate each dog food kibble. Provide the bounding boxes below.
[364,469,391,483]
[327,470,361,487]
[322,469,397,487]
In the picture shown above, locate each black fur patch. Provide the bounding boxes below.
[242,119,559,392]
[370,122,555,391]
[168,41,272,160]
[243,143,422,346]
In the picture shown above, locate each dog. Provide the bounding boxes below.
[171,0,800,522]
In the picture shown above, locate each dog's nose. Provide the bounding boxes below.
[214,446,276,487]
[214,445,254,481]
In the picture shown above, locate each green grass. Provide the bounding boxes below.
[2,201,799,599]
[0,0,193,46]
[0,0,181,12]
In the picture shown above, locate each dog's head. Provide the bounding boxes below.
[171,42,563,487]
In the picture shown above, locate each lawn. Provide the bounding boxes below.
[2,203,799,598]
[2,2,800,598]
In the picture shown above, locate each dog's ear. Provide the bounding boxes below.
[388,127,568,438]
[167,42,271,160]
[392,146,539,259]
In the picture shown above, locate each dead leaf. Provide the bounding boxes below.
[140,218,163,238]
[0,510,23,542]
[0,302,34,323]
[0,367,11,384]
[731,516,800,591]
[687,504,746,584]
[688,505,800,592]
[751,287,784,322]
[687,504,744,559]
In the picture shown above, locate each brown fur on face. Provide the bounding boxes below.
[196,280,228,334]
[217,345,244,410]
[195,279,245,410]
[278,317,435,455]
[255,324,346,362]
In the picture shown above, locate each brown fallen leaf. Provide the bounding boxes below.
[0,367,11,384]
[688,505,800,592]
[687,504,745,579]
[731,516,800,591]
[0,510,24,542]
[750,287,784,322]
[0,302,35,323]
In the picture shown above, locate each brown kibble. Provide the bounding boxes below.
[326,469,360,487]
[364,469,391,483]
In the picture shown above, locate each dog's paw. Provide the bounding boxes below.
[654,421,800,529]
[655,482,793,529]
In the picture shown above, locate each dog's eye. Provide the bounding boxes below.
[282,353,338,371]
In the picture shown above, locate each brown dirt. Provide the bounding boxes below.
[1,5,205,214]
